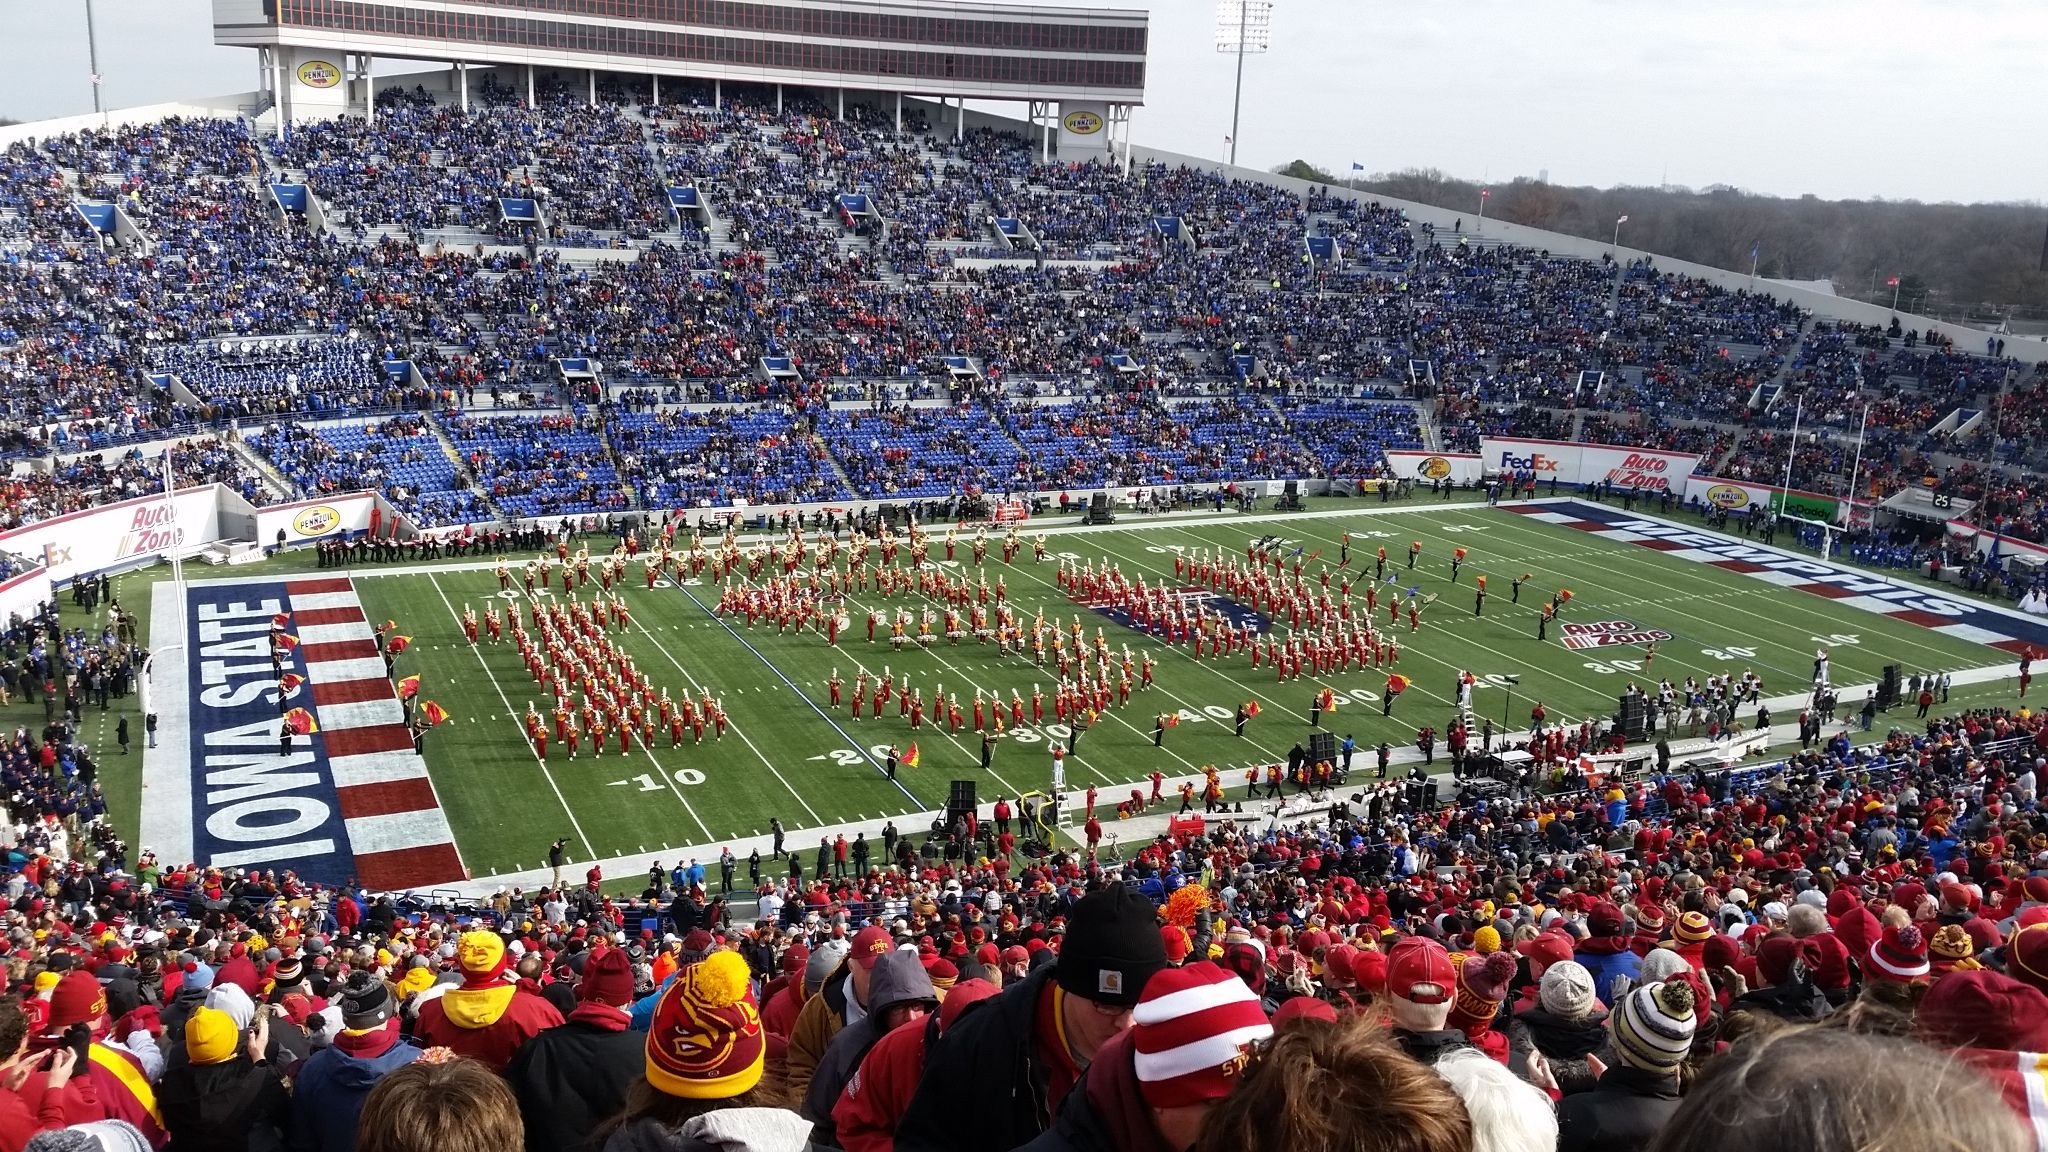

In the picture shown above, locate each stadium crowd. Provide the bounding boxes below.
[0,651,2044,1152]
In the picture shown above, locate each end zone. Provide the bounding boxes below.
[143,576,465,889]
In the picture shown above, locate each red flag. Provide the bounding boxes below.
[421,700,450,726]
[1165,714,1181,728]
[273,633,300,651]
[901,742,920,769]
[385,635,412,655]
[277,673,305,694]
[271,612,290,630]
[283,707,319,735]
[396,674,421,700]
[1387,674,1411,694]
[1886,275,1901,287]
[1245,700,1261,718]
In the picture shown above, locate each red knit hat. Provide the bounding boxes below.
[1674,912,1713,947]
[579,946,636,1007]
[1866,923,1931,983]
[2009,923,2048,995]
[1159,925,1192,965]
[1130,966,1273,1109]
[1517,931,1573,970]
[1447,951,1515,1039]
[1351,947,1389,996]
[47,970,108,1033]
[645,952,765,1100]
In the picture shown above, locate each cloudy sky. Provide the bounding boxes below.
[5,0,2041,203]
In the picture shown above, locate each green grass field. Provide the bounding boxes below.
[40,493,2023,887]
[322,497,2013,881]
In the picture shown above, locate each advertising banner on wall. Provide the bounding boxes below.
[1682,475,1841,521]
[1385,451,1484,484]
[1479,438,1701,492]
[0,566,52,624]
[254,493,380,546]
[0,486,224,584]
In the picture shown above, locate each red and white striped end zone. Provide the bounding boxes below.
[285,578,465,889]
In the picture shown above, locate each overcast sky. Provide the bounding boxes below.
[6,0,2041,203]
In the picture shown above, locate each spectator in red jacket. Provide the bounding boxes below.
[412,933,563,1072]
[0,1000,76,1152]
[833,979,997,1152]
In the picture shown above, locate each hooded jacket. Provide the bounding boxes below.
[289,1021,421,1152]
[412,935,564,1071]
[895,965,1060,1152]
[506,1002,645,1152]
[800,954,937,1149]
[600,1110,814,1152]
[786,961,856,1100]
[833,981,997,1152]
[1506,1006,1610,1096]
[1556,1065,1682,1152]
[1015,1030,1173,1152]
[156,1054,291,1152]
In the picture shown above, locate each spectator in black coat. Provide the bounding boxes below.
[506,947,644,1152]
[1558,981,1694,1152]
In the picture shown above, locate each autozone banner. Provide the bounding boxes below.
[254,492,381,544]
[0,485,223,584]
[1481,438,1702,493]
[1385,451,1484,484]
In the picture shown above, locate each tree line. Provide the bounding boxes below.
[1277,161,2048,327]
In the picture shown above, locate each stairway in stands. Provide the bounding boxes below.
[229,436,301,502]
[424,411,506,520]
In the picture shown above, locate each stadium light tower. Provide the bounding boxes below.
[1215,0,1273,167]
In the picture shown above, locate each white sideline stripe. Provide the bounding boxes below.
[303,656,388,683]
[300,621,375,646]
[140,580,196,866]
[288,591,361,612]
[330,751,431,788]
[314,698,404,731]
[1935,622,2017,645]
[345,809,456,854]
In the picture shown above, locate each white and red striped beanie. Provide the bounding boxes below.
[1131,965,1274,1109]
[1867,922,1931,983]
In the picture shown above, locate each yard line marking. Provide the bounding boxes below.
[426,572,596,861]
[664,576,928,809]
[617,598,820,828]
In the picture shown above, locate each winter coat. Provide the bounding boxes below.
[1392,1029,1474,1065]
[157,1055,291,1152]
[786,962,855,1100]
[1507,1006,1609,1095]
[1556,1065,1682,1152]
[1573,942,1642,1003]
[832,1011,935,1152]
[800,955,937,1148]
[600,1110,814,1152]
[1729,980,1832,1024]
[1015,1031,1173,1152]
[289,1022,421,1152]
[413,981,563,1071]
[506,1003,645,1152]
[895,966,1058,1152]
[0,1078,69,1152]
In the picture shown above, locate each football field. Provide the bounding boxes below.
[141,495,2037,892]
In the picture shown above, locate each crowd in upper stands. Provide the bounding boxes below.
[0,75,2039,573]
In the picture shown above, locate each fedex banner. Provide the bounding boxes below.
[1385,451,1483,484]
[1480,438,1702,493]
[0,486,224,585]
[254,492,380,545]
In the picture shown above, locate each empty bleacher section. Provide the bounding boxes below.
[444,412,627,518]
[612,407,847,508]
[249,417,489,527]
[816,404,1018,499]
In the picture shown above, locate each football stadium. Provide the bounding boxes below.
[1,0,2047,1147]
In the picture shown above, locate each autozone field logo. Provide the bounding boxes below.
[1560,620,1672,651]
[1706,484,1752,509]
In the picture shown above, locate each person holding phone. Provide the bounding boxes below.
[0,999,76,1151]
[157,1003,290,1152]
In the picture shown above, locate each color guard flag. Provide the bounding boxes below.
[396,674,421,700]
[375,619,397,635]
[902,742,921,769]
[271,613,290,630]
[1165,714,1181,728]
[385,635,412,655]
[1886,275,1901,287]
[274,633,300,652]
[1387,674,1411,695]
[421,700,450,726]
[1245,700,1261,718]
[283,707,319,736]
[277,673,305,694]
